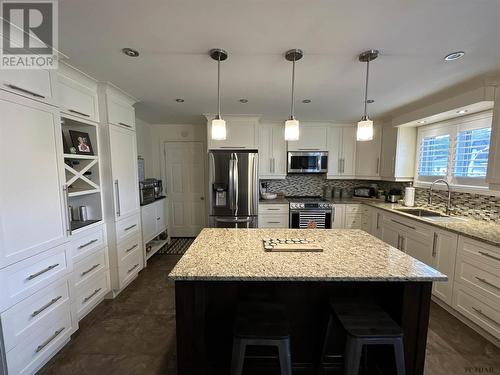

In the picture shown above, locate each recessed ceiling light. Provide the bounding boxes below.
[239,99,248,103]
[444,51,465,61]
[122,47,139,57]
[175,98,185,103]
[457,109,468,114]
[302,99,312,103]
[417,120,427,124]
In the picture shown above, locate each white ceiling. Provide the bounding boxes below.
[58,0,500,124]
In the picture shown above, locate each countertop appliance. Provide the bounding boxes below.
[139,179,156,205]
[386,188,402,203]
[353,186,376,198]
[287,151,328,174]
[153,179,163,198]
[209,150,259,228]
[288,196,334,229]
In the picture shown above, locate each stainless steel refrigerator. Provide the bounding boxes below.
[208,150,258,228]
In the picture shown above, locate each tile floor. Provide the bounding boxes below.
[38,254,500,375]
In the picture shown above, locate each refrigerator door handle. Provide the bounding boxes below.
[233,153,239,215]
[228,154,235,211]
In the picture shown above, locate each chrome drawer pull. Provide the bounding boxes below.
[472,307,500,327]
[126,244,138,253]
[267,221,281,224]
[390,219,416,230]
[432,233,438,257]
[267,208,281,211]
[5,83,45,98]
[475,277,500,291]
[124,224,137,231]
[78,239,98,250]
[27,264,59,280]
[68,109,90,117]
[119,122,132,128]
[81,264,100,277]
[83,288,102,303]
[35,328,65,353]
[32,296,62,317]
[478,251,500,262]
[127,264,139,274]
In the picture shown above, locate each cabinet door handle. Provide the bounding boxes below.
[478,251,500,262]
[221,146,246,149]
[68,109,90,117]
[114,180,121,217]
[83,288,102,303]
[124,224,137,231]
[376,213,380,230]
[127,264,139,274]
[267,208,281,211]
[432,233,438,257]
[5,83,45,98]
[35,328,65,353]
[272,158,275,173]
[338,159,342,174]
[390,219,416,231]
[81,264,100,277]
[63,185,72,235]
[471,307,500,327]
[341,158,345,173]
[32,296,62,317]
[400,236,405,251]
[376,157,380,174]
[126,244,138,253]
[27,264,59,280]
[119,122,132,128]
[269,158,273,173]
[475,277,500,291]
[397,234,401,250]
[78,239,98,250]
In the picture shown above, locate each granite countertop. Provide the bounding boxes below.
[169,228,446,281]
[361,201,500,247]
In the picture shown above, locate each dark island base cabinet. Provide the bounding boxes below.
[175,281,432,375]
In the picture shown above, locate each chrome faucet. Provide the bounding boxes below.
[428,179,453,215]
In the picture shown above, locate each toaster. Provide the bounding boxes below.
[353,186,376,198]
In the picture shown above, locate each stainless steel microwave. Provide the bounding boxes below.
[287,151,328,173]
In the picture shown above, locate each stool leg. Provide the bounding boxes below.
[277,338,293,375]
[230,338,246,375]
[317,314,334,375]
[393,337,406,375]
[344,337,363,375]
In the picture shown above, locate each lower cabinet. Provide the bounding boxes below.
[141,198,169,265]
[333,204,362,229]
[258,203,289,228]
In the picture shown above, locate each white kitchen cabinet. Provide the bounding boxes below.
[355,123,381,179]
[141,198,168,243]
[0,91,67,268]
[206,115,259,150]
[381,219,401,248]
[327,126,356,179]
[0,68,58,107]
[57,64,99,122]
[258,203,289,228]
[379,125,416,181]
[431,229,458,305]
[361,205,372,233]
[109,124,140,220]
[106,90,136,130]
[287,124,328,151]
[487,86,500,190]
[371,209,384,239]
[259,123,287,179]
[332,204,345,228]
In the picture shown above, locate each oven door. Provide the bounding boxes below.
[287,152,328,173]
[210,216,258,228]
[289,210,332,229]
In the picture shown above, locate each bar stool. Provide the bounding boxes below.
[319,301,406,375]
[230,301,292,375]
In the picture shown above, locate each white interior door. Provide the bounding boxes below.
[165,142,205,237]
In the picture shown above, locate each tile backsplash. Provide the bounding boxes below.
[262,175,500,223]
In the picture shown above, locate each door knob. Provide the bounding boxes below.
[200,197,205,200]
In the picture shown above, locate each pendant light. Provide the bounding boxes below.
[357,49,378,141]
[284,49,303,141]
[210,48,228,140]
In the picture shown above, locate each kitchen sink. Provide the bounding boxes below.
[395,208,447,217]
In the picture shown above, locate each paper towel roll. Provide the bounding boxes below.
[404,186,415,207]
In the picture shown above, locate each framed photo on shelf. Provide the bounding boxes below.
[69,130,94,155]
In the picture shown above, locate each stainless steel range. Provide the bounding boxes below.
[288,196,334,229]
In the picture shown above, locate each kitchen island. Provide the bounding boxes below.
[169,228,446,375]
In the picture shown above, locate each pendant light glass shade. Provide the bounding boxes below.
[285,118,300,141]
[211,117,226,140]
[357,117,374,141]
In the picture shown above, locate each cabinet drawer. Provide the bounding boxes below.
[456,258,500,302]
[458,237,500,269]
[345,204,361,214]
[70,225,106,263]
[118,247,142,288]
[1,278,70,352]
[0,244,71,312]
[58,78,98,122]
[6,302,73,375]
[383,213,431,241]
[345,213,362,229]
[107,95,135,130]
[117,234,142,262]
[259,215,289,228]
[73,248,107,289]
[0,69,57,106]
[258,204,289,215]
[116,214,140,242]
[75,270,109,320]
[453,284,500,340]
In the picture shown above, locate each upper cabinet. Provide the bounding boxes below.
[0,68,58,107]
[100,85,136,131]
[206,115,259,150]
[355,123,382,179]
[58,63,99,122]
[287,124,327,151]
[379,125,416,181]
[259,123,287,179]
[327,126,356,179]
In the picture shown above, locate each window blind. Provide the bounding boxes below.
[454,127,491,177]
[418,134,450,176]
